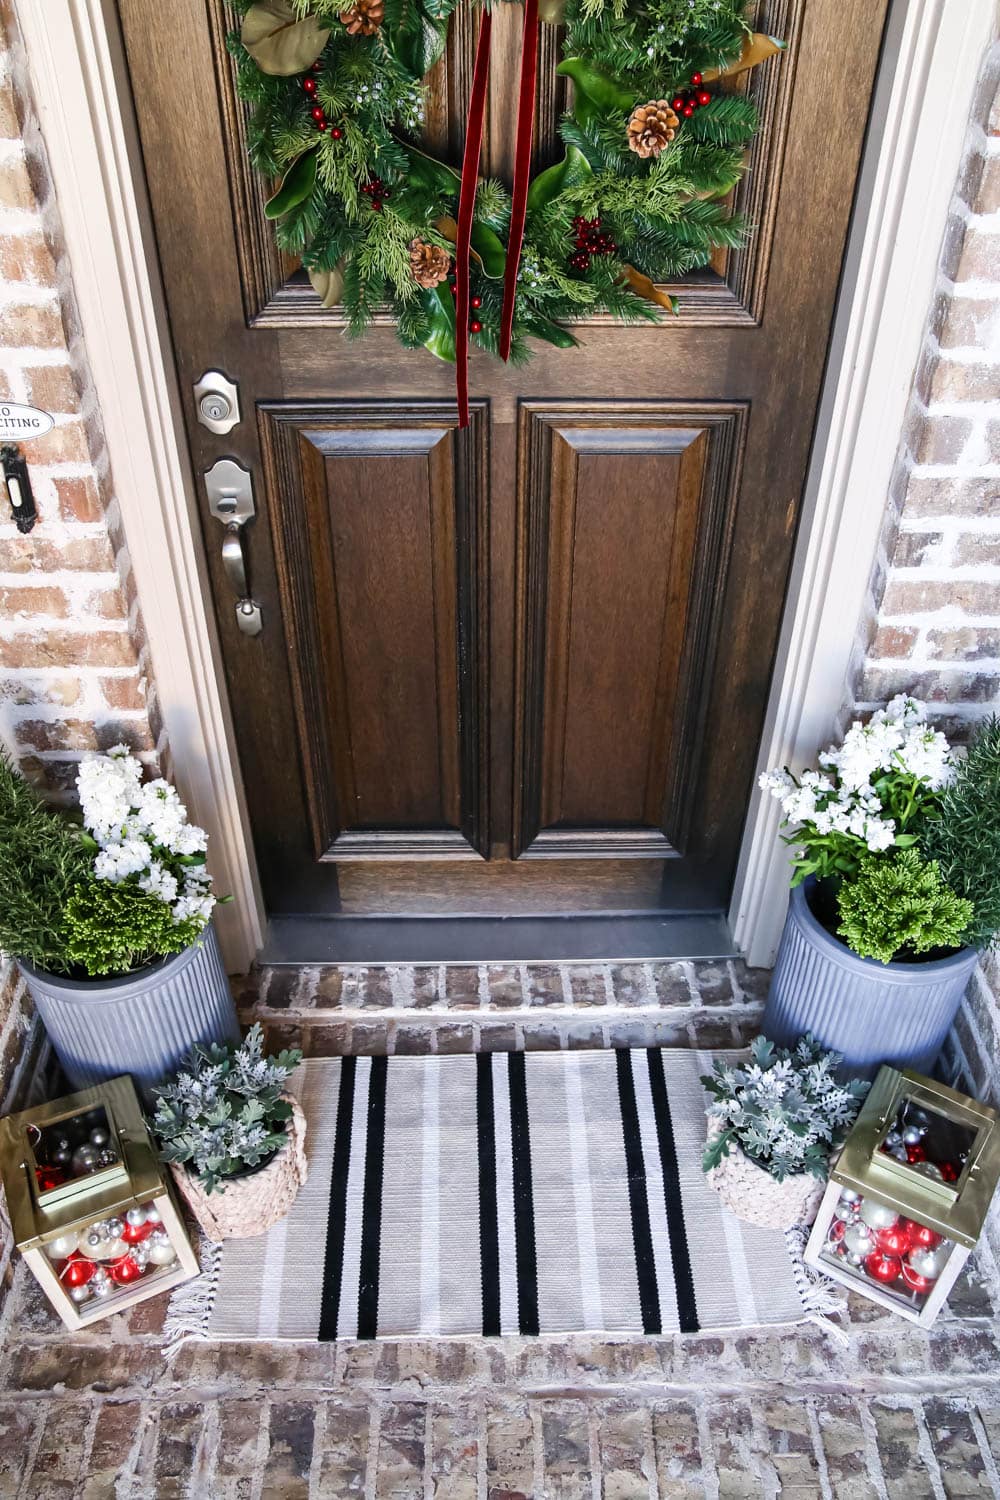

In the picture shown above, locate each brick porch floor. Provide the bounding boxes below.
[4,962,1000,1498]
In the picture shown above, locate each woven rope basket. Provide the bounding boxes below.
[170,1095,308,1242]
[704,1120,826,1231]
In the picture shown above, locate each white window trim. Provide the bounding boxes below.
[16,0,998,973]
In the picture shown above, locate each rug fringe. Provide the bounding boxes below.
[784,1224,845,1326]
[163,1236,221,1359]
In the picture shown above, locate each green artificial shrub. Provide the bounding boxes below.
[63,879,205,978]
[836,849,973,964]
[0,750,91,973]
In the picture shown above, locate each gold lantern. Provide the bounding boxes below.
[0,1075,199,1329]
[805,1066,1000,1325]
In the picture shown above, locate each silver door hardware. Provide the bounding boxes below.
[204,458,262,637]
[194,370,241,435]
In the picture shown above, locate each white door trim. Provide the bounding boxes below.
[730,0,998,967]
[15,0,997,972]
[17,0,265,971]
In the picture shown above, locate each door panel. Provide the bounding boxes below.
[118,0,889,931]
[259,402,489,862]
[514,403,745,861]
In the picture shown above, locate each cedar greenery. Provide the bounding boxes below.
[836,850,974,966]
[63,879,207,979]
[232,0,770,362]
[924,715,1000,950]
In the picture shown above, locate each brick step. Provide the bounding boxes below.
[236,958,769,1056]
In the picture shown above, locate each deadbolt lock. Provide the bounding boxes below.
[193,370,241,435]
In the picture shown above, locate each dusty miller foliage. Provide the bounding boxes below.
[153,1024,303,1194]
[701,1035,870,1182]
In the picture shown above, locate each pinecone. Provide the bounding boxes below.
[626,100,679,159]
[339,0,384,36]
[409,238,451,289]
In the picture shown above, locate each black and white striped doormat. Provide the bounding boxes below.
[166,1051,828,1344]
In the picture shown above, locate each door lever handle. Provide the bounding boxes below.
[204,458,262,637]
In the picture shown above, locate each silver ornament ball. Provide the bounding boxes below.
[89,1126,110,1147]
[838,1188,862,1205]
[71,1143,99,1174]
[70,1284,91,1304]
[859,1199,899,1232]
[144,1204,162,1225]
[125,1207,147,1228]
[843,1224,875,1255]
[106,1218,124,1239]
[913,1161,945,1183]
[908,1245,949,1280]
[901,1125,924,1146]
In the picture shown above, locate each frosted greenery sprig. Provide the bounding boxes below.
[153,1024,303,1194]
[701,1034,869,1182]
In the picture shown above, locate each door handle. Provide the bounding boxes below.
[204,458,262,637]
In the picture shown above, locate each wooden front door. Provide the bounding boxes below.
[119,1,886,941]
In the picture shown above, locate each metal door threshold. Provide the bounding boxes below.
[259,912,737,966]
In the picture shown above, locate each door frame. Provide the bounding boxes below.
[17,0,997,972]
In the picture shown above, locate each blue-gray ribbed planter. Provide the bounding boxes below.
[762,881,979,1079]
[18,923,241,1106]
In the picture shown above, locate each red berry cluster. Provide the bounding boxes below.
[361,177,391,212]
[446,273,483,333]
[568,215,617,273]
[302,63,343,139]
[671,71,712,119]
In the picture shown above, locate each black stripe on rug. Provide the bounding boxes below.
[507,1052,539,1336]
[318,1054,357,1341]
[357,1054,388,1339]
[615,1048,662,1335]
[647,1048,700,1333]
[476,1052,501,1337]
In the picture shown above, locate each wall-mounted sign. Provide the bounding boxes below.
[0,402,54,442]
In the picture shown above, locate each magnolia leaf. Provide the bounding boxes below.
[265,149,318,219]
[556,57,635,117]
[422,284,457,363]
[308,263,344,308]
[538,0,567,21]
[434,216,506,279]
[621,266,677,313]
[241,1,330,77]
[702,33,785,82]
[522,312,577,350]
[527,144,592,213]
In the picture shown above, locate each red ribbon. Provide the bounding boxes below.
[455,9,493,429]
[499,0,539,362]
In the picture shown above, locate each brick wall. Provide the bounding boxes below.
[0,1,159,1281]
[852,44,1000,1221]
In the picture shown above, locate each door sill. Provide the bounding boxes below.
[259,913,737,966]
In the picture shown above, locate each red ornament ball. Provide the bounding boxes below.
[900,1263,933,1295]
[939,1161,960,1183]
[315,120,327,131]
[876,1224,912,1257]
[682,104,695,118]
[302,76,317,95]
[311,106,325,122]
[690,71,703,85]
[110,1254,143,1285]
[63,1253,95,1288]
[903,1220,942,1251]
[906,1142,927,1163]
[36,1168,65,1192]
[471,296,482,310]
[122,1220,152,1245]
[697,90,712,107]
[829,1219,846,1242]
[470,320,482,334]
[864,1250,902,1285]
[311,60,322,72]
[331,128,343,140]
[672,95,685,111]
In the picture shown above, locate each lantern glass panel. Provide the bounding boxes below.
[28,1104,125,1205]
[878,1096,979,1188]
[819,1185,959,1313]
[44,1196,181,1315]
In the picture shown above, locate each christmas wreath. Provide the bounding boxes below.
[232,1,783,419]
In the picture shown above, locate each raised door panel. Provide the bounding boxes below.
[514,402,746,859]
[258,401,489,860]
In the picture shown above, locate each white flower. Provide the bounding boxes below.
[897,725,954,789]
[882,694,926,727]
[139,861,178,904]
[93,839,153,882]
[76,748,144,844]
[758,768,794,797]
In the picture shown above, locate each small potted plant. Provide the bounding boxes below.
[758,701,1000,1076]
[701,1035,869,1230]
[0,745,238,1101]
[152,1024,306,1242]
